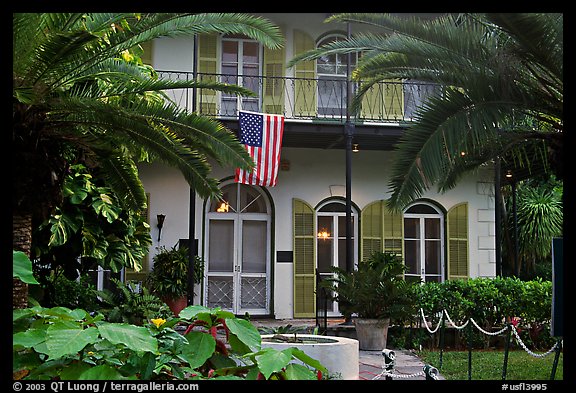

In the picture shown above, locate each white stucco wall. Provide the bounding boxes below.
[139,146,496,319]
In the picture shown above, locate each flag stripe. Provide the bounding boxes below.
[235,111,285,187]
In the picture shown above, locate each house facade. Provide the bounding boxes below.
[134,13,497,320]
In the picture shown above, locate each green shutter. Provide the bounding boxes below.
[140,41,153,66]
[263,27,285,115]
[382,201,404,257]
[361,201,383,262]
[383,79,404,121]
[361,200,403,262]
[125,193,150,283]
[293,198,315,317]
[197,34,218,114]
[447,202,469,280]
[293,30,316,118]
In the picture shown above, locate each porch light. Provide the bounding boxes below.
[352,144,359,153]
[216,202,229,213]
[317,229,330,240]
[505,170,513,178]
[157,214,166,242]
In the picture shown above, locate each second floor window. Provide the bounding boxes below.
[221,35,262,115]
[316,35,357,118]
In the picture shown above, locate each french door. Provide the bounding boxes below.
[403,203,444,283]
[205,183,271,315]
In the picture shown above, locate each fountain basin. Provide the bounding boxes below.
[261,334,359,380]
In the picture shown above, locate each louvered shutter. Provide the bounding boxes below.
[361,200,403,262]
[263,27,285,115]
[447,202,469,280]
[140,41,153,66]
[196,34,218,114]
[125,193,150,283]
[360,83,384,121]
[293,198,316,317]
[383,79,405,121]
[382,201,404,256]
[293,30,316,118]
[361,200,383,262]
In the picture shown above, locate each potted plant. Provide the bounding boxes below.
[320,251,418,350]
[146,245,204,316]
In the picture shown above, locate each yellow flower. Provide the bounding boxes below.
[151,318,167,328]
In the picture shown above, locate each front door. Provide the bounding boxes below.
[205,183,271,315]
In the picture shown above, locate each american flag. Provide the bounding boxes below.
[235,110,285,187]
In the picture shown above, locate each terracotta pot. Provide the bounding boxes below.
[163,296,188,316]
[353,318,390,351]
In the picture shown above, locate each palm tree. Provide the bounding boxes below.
[288,13,562,209]
[13,13,284,308]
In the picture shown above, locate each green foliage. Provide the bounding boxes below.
[13,250,40,285]
[48,273,100,311]
[320,251,418,322]
[13,305,326,381]
[416,277,554,349]
[146,246,204,300]
[503,177,563,278]
[33,164,152,276]
[97,278,173,326]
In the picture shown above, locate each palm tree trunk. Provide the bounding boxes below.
[13,213,32,309]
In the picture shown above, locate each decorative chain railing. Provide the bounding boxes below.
[404,308,564,381]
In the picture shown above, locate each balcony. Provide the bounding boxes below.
[156,71,443,150]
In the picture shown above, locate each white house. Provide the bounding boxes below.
[134,13,497,320]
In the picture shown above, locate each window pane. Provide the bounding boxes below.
[222,41,238,63]
[338,216,354,237]
[404,239,419,274]
[317,238,333,273]
[242,221,267,273]
[240,186,266,213]
[404,217,420,239]
[209,220,234,272]
[243,42,259,64]
[338,238,348,270]
[425,240,440,274]
[317,216,333,237]
[214,184,237,212]
[425,218,440,239]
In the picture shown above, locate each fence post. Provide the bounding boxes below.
[439,310,445,369]
[501,323,512,380]
[550,339,563,380]
[467,322,473,380]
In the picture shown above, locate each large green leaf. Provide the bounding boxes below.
[255,348,293,380]
[98,323,158,354]
[13,328,45,349]
[225,317,261,353]
[45,323,99,359]
[12,250,39,284]
[180,331,216,369]
[283,363,318,380]
[79,364,128,380]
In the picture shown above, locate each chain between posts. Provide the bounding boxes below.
[377,310,562,380]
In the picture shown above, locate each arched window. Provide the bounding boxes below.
[403,202,445,283]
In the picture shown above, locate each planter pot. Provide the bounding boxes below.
[261,334,359,380]
[354,318,390,351]
[163,296,188,316]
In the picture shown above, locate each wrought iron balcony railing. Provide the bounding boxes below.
[157,70,442,125]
